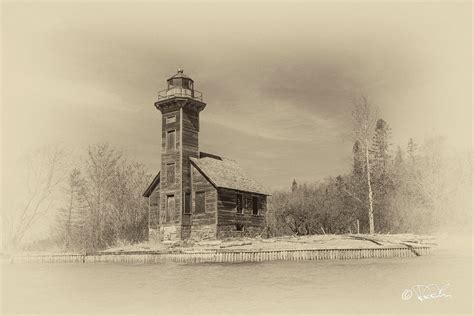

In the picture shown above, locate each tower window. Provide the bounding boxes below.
[166,130,176,151]
[166,163,175,184]
[236,194,243,214]
[252,196,259,215]
[166,195,175,222]
[165,116,176,124]
[184,192,191,214]
[195,191,205,213]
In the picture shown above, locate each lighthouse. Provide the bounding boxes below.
[144,69,268,242]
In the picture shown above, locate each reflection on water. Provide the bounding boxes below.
[2,249,472,315]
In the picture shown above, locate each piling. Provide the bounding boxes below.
[9,246,432,264]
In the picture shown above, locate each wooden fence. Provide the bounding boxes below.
[9,246,431,264]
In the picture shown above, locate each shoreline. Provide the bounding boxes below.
[8,246,432,264]
[5,234,436,264]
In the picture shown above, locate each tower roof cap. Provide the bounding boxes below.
[167,68,193,81]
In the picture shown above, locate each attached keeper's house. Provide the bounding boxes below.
[143,69,269,242]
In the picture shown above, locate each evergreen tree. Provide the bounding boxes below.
[407,138,418,167]
[352,141,364,178]
[370,118,392,178]
[291,179,298,193]
[369,118,393,232]
[394,146,403,168]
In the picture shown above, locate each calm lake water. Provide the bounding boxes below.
[2,249,472,315]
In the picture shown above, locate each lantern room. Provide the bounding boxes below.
[158,68,203,101]
[167,68,194,90]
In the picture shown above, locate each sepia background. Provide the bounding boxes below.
[1,1,472,314]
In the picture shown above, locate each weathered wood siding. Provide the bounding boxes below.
[181,106,201,239]
[217,188,267,238]
[190,165,217,240]
[159,104,182,240]
[148,184,161,242]
[181,106,200,194]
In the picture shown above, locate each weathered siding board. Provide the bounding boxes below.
[190,165,217,240]
[160,107,182,228]
[149,186,160,229]
[181,106,200,198]
[158,105,183,240]
[217,188,267,238]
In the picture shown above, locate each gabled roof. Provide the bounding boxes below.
[143,171,160,197]
[190,157,270,196]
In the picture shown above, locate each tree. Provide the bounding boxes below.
[53,168,84,250]
[350,96,377,234]
[291,179,298,193]
[370,118,393,231]
[107,161,150,243]
[352,140,364,178]
[79,143,122,250]
[370,119,392,177]
[51,143,152,251]
[394,146,403,168]
[407,138,418,167]
[4,147,67,250]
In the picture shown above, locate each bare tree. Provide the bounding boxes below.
[54,168,83,250]
[350,96,377,234]
[80,143,122,250]
[5,147,67,250]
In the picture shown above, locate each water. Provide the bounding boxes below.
[2,250,472,315]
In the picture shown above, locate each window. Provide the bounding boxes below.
[236,224,244,231]
[236,194,243,214]
[252,196,259,215]
[165,116,176,124]
[244,196,251,209]
[184,192,191,214]
[195,192,205,213]
[166,163,175,184]
[166,130,176,151]
[166,195,175,222]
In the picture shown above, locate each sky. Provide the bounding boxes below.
[1,1,472,219]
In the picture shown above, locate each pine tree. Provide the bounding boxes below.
[407,138,418,167]
[369,118,393,231]
[291,179,298,193]
[370,119,392,177]
[394,146,403,168]
[352,140,364,178]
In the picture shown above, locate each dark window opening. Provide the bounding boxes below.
[166,116,176,124]
[195,191,205,213]
[252,196,259,215]
[166,195,175,222]
[236,194,243,214]
[236,224,244,232]
[244,196,251,209]
[166,130,176,151]
[184,192,191,214]
[166,163,175,184]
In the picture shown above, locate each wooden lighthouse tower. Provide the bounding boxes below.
[153,68,206,240]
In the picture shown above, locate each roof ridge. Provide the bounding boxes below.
[190,157,269,195]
